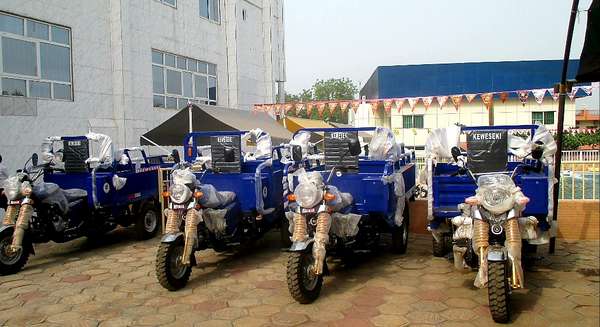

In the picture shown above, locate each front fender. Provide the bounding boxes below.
[0,225,34,255]
[487,247,506,262]
[161,232,183,243]
[288,238,314,252]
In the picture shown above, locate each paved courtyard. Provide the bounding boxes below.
[0,229,598,327]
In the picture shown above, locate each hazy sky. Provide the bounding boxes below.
[284,0,594,94]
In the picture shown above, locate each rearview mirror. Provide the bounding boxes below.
[0,154,2,164]
[347,138,361,156]
[291,145,303,162]
[451,146,461,162]
[531,141,544,160]
[31,153,38,166]
[224,146,236,162]
[171,149,180,164]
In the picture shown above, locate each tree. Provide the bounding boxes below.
[285,78,358,123]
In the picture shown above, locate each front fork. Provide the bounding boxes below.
[164,207,201,266]
[3,204,20,225]
[10,200,33,253]
[291,210,331,276]
[472,218,523,289]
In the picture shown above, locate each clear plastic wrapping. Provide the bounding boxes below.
[382,172,406,226]
[112,174,127,191]
[242,129,272,160]
[33,183,68,214]
[85,132,113,164]
[202,208,227,236]
[289,131,312,158]
[198,184,236,209]
[451,204,473,240]
[0,163,8,186]
[368,127,400,161]
[323,185,352,212]
[424,125,461,159]
[330,212,361,238]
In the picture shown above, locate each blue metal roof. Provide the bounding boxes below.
[360,60,581,99]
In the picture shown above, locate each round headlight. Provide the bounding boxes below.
[21,181,32,197]
[4,176,21,201]
[481,188,513,214]
[294,182,322,208]
[169,184,192,204]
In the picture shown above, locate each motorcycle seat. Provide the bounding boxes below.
[63,189,88,202]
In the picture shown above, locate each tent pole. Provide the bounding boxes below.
[188,104,193,133]
[140,135,170,155]
[550,0,579,254]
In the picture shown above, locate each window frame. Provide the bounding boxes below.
[531,111,555,125]
[155,0,177,9]
[152,49,217,109]
[0,11,73,101]
[402,115,424,129]
[199,0,221,23]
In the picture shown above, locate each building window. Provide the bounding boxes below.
[403,115,424,129]
[200,0,220,22]
[156,0,176,8]
[152,49,217,109]
[532,111,554,125]
[0,12,72,100]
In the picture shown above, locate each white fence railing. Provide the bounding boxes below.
[414,150,600,200]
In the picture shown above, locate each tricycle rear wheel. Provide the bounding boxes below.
[136,202,159,240]
[286,251,322,304]
[155,239,191,291]
[0,228,30,275]
[432,235,449,257]
[391,203,409,254]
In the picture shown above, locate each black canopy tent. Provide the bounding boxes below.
[576,0,600,82]
[140,104,292,146]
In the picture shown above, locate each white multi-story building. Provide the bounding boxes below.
[0,0,285,171]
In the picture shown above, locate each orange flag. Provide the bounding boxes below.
[481,93,494,111]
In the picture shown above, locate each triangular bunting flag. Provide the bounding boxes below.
[370,101,380,115]
[407,98,420,112]
[581,85,593,96]
[253,104,263,112]
[568,87,579,101]
[351,101,360,113]
[305,103,313,117]
[284,103,294,115]
[339,101,350,113]
[481,93,493,111]
[451,95,463,111]
[328,102,338,114]
[518,90,529,106]
[437,96,449,109]
[395,99,405,112]
[317,102,327,118]
[422,97,433,111]
[383,99,394,113]
[532,89,546,105]
[549,88,559,101]
[465,94,477,103]
[499,92,509,103]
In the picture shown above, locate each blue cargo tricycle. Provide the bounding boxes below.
[0,133,167,274]
[426,124,556,322]
[283,127,416,303]
[155,129,287,290]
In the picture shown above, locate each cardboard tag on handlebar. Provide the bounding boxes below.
[466,130,507,174]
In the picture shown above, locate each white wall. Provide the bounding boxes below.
[351,97,577,149]
[0,0,285,173]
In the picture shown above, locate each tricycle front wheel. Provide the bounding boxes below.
[155,240,191,291]
[136,203,159,240]
[0,228,30,275]
[488,260,511,323]
[286,251,322,304]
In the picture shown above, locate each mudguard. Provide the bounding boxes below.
[0,225,35,255]
[288,239,314,252]
[487,247,506,262]
[159,232,197,266]
[161,232,183,243]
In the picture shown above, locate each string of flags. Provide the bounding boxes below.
[253,85,594,117]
